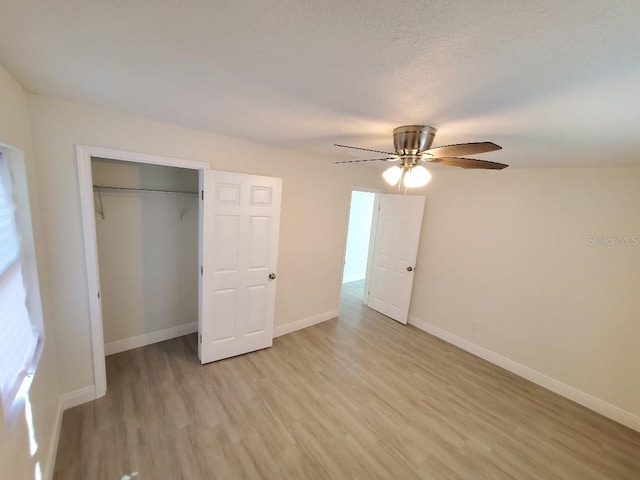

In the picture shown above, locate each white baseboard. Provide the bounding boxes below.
[273,309,338,338]
[408,316,640,433]
[342,274,365,284]
[44,398,63,480]
[60,385,97,410]
[104,322,198,355]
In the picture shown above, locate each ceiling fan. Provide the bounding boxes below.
[333,125,508,188]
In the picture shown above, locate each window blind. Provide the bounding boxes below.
[0,153,19,275]
[0,153,40,413]
[0,262,39,410]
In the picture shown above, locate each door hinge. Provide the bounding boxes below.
[201,190,204,200]
[97,291,100,299]
[199,334,202,343]
[200,265,203,275]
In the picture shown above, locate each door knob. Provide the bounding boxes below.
[406,266,414,272]
[269,273,276,280]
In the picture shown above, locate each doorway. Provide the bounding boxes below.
[341,190,377,305]
[341,190,426,324]
[77,145,208,398]
[91,158,199,359]
[78,146,283,399]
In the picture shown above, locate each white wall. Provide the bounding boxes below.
[0,66,60,479]
[27,94,385,395]
[409,167,640,421]
[92,159,198,346]
[342,190,375,283]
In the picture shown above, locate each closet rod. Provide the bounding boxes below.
[93,185,198,220]
[93,185,198,195]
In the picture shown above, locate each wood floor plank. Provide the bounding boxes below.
[54,280,640,479]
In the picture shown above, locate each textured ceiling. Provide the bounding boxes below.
[1,1,639,167]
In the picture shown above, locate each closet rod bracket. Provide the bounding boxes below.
[95,186,105,219]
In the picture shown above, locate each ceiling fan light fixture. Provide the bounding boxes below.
[382,166,403,186]
[403,165,432,188]
[334,125,506,174]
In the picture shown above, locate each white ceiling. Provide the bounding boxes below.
[1,0,639,167]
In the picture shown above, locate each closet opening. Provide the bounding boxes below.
[77,145,208,399]
[92,158,199,361]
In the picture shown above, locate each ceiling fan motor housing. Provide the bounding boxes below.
[393,125,437,156]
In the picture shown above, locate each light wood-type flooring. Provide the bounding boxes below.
[54,280,640,479]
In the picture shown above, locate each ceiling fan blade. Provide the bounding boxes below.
[429,157,508,170]
[334,144,395,156]
[332,157,396,164]
[424,142,502,158]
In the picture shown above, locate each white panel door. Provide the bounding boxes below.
[199,170,282,363]
[367,194,425,324]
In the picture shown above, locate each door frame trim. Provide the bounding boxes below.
[363,193,381,306]
[76,144,208,399]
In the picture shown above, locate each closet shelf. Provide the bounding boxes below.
[93,185,198,220]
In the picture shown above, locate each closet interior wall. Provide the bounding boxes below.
[91,158,199,353]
